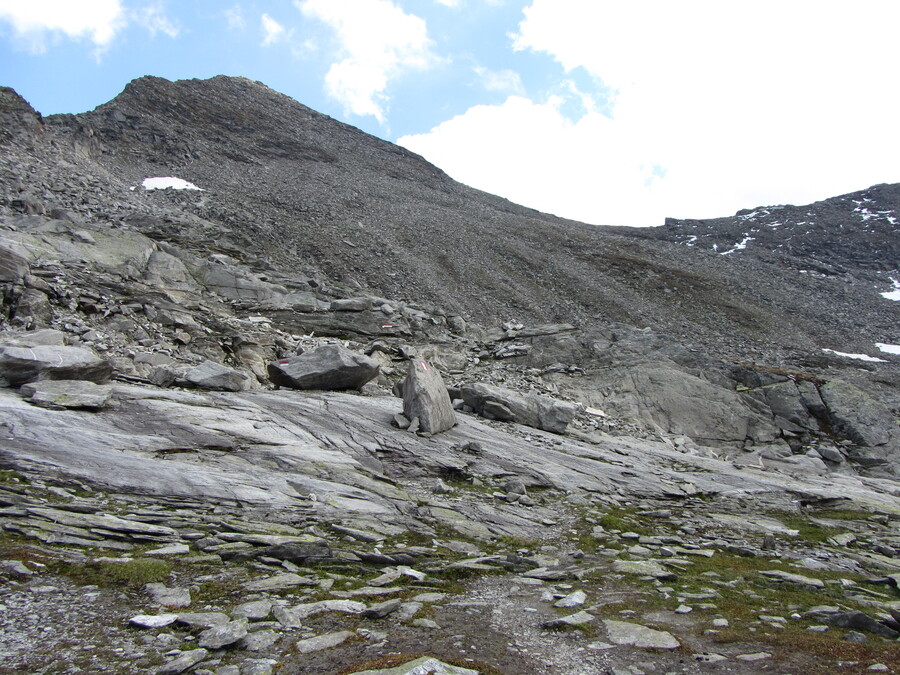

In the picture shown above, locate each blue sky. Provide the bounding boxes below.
[1,1,899,226]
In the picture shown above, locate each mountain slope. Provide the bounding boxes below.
[1,75,897,362]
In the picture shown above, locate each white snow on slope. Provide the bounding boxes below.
[142,177,202,191]
[822,349,887,363]
[881,277,900,301]
[876,343,900,355]
[720,235,753,255]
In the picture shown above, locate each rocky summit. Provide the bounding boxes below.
[0,75,899,675]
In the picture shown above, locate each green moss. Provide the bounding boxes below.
[50,558,171,588]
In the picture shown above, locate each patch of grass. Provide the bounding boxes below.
[811,508,876,522]
[768,511,846,543]
[0,469,28,484]
[50,557,171,588]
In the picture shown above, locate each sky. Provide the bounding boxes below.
[1,1,899,227]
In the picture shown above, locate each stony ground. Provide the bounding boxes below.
[3,468,900,675]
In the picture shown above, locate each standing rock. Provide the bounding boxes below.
[267,344,379,390]
[0,345,113,386]
[402,359,456,434]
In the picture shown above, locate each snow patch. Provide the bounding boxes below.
[720,235,753,255]
[822,349,887,363]
[876,343,900,355]
[881,277,900,301]
[142,177,203,191]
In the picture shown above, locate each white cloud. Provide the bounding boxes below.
[404,1,900,225]
[296,0,437,123]
[133,2,179,39]
[0,0,125,52]
[261,13,286,46]
[224,5,245,31]
[474,66,524,95]
[435,0,461,6]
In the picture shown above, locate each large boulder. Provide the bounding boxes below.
[268,344,379,390]
[402,359,456,434]
[459,382,576,434]
[0,345,113,386]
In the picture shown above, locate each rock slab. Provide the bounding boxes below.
[603,619,681,649]
[459,382,576,433]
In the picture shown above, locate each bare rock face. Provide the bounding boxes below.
[267,344,379,391]
[402,359,456,434]
[460,382,576,434]
[0,345,113,386]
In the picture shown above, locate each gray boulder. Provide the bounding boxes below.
[0,345,113,386]
[402,359,456,434]
[183,360,252,392]
[330,297,373,312]
[267,345,379,390]
[460,382,576,434]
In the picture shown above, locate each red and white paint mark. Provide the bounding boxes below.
[382,324,394,329]
[420,361,429,371]
[278,360,290,365]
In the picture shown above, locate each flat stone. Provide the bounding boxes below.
[268,345,379,391]
[602,619,680,649]
[156,648,209,675]
[362,598,401,619]
[198,620,248,649]
[760,570,825,588]
[129,613,179,628]
[146,583,192,608]
[612,559,676,580]
[295,630,355,654]
[183,360,251,392]
[244,573,317,592]
[344,656,479,675]
[735,652,772,662]
[0,345,112,386]
[145,543,191,556]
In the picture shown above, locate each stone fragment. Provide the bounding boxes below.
[330,297,373,312]
[401,359,456,434]
[268,345,379,390]
[542,610,594,629]
[554,590,587,608]
[602,619,680,649]
[0,345,113,386]
[240,629,280,652]
[231,600,273,621]
[19,380,113,410]
[156,648,209,675]
[362,598,402,619]
[183,360,252,392]
[459,382,576,433]
[295,630,355,653]
[198,620,248,649]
